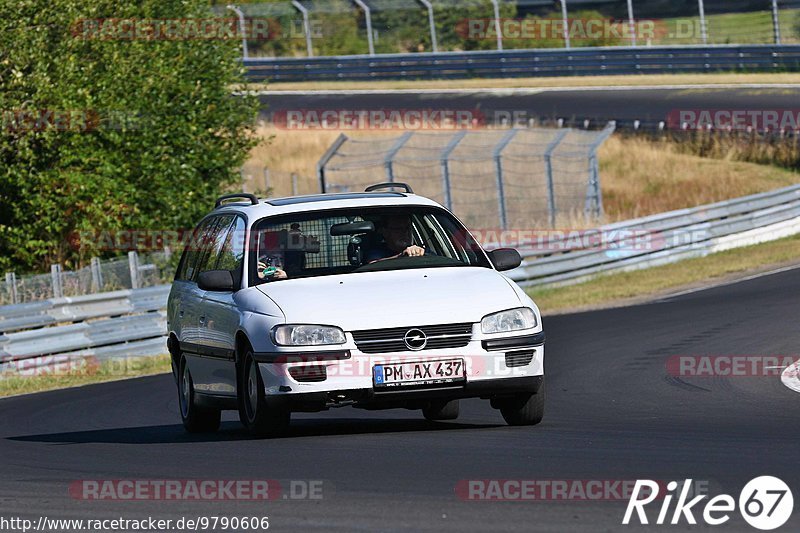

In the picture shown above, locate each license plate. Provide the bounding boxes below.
[373,359,465,388]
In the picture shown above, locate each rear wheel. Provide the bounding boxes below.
[238,351,290,437]
[423,399,460,421]
[178,355,221,433]
[497,379,545,426]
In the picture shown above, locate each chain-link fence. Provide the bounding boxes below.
[1,250,178,306]
[221,0,800,58]
[317,124,615,229]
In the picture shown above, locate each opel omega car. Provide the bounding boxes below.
[167,183,545,436]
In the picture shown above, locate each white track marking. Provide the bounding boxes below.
[243,84,800,97]
[657,263,800,302]
[781,360,800,394]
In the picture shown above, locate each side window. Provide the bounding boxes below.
[175,217,216,282]
[196,215,235,276]
[216,216,246,272]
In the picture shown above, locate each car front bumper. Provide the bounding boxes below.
[254,333,544,411]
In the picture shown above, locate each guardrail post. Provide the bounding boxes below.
[627,0,637,47]
[353,0,375,56]
[226,5,249,60]
[771,0,782,45]
[291,0,314,57]
[5,272,18,304]
[385,132,413,183]
[490,0,503,51]
[544,129,570,228]
[440,131,468,211]
[560,0,571,50]
[418,0,438,52]
[51,264,63,298]
[584,122,616,220]
[128,251,140,290]
[317,134,349,193]
[697,0,708,44]
[90,257,103,293]
[493,129,519,230]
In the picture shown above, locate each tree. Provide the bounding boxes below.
[0,0,258,273]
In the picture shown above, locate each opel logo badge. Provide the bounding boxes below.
[404,328,427,351]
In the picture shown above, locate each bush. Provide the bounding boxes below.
[0,0,258,273]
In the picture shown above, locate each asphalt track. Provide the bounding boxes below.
[1,267,799,532]
[259,86,800,129]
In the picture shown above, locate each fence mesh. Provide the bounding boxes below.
[319,125,615,231]
[227,0,799,58]
[1,250,180,306]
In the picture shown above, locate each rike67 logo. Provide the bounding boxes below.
[623,477,793,530]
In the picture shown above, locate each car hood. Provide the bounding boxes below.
[256,267,522,331]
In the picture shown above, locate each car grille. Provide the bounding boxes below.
[351,323,473,354]
[505,350,535,368]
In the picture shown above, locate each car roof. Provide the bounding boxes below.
[213,191,445,220]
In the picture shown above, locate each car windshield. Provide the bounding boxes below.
[249,206,491,284]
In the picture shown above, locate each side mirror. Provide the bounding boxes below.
[198,270,236,292]
[488,248,522,272]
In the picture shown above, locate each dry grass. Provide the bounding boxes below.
[245,126,800,221]
[598,136,800,222]
[242,73,800,92]
[0,355,171,398]
[528,233,800,315]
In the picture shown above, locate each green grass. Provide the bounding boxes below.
[0,354,172,398]
[527,233,800,315]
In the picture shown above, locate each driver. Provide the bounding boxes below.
[365,214,426,263]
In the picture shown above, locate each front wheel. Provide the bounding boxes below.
[178,355,221,433]
[238,351,290,437]
[497,379,545,426]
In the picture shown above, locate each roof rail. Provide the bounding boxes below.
[215,193,259,209]
[365,182,414,194]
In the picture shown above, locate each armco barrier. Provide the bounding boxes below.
[245,45,800,82]
[2,183,800,377]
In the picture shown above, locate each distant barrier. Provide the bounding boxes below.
[245,45,800,82]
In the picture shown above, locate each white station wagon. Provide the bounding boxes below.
[167,183,545,436]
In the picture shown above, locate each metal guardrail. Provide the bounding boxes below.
[2,183,800,377]
[0,286,170,334]
[245,45,800,82]
[508,184,800,287]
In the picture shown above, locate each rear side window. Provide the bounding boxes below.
[195,215,235,276]
[216,216,247,272]
[175,216,217,282]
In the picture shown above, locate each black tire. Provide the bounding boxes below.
[238,351,290,437]
[178,355,221,433]
[423,399,460,421]
[499,379,546,426]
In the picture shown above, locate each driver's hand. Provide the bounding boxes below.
[403,245,425,257]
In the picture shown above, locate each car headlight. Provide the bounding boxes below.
[481,308,537,334]
[273,325,346,346]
